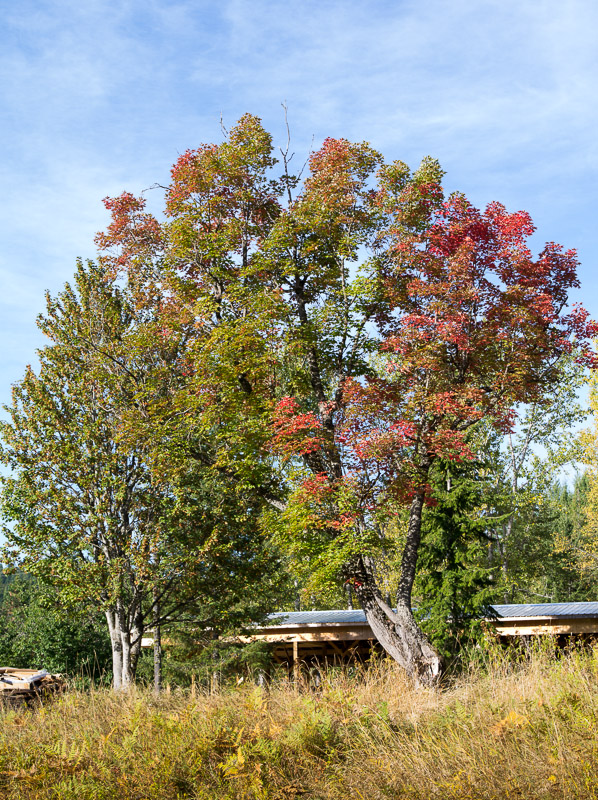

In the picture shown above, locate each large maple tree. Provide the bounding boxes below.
[95,114,596,685]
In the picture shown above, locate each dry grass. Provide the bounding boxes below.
[2,642,598,798]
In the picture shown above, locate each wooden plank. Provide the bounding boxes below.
[240,625,374,644]
[0,669,39,677]
[496,618,598,636]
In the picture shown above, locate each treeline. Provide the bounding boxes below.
[0,573,111,678]
[1,114,597,687]
[0,465,593,683]
[0,572,273,686]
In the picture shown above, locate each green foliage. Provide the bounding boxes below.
[0,260,290,687]
[0,261,161,608]
[540,474,596,601]
[0,573,111,678]
[480,357,591,603]
[415,459,498,659]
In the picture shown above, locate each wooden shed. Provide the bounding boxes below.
[246,602,598,672]
[490,601,598,637]
[245,609,380,669]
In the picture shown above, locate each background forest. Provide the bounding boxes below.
[0,458,595,683]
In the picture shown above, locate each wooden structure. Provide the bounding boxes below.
[245,610,383,671]
[0,668,64,706]
[247,602,598,672]
[490,602,598,637]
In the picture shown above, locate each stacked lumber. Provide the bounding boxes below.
[0,668,65,706]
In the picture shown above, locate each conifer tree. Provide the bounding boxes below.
[415,458,498,659]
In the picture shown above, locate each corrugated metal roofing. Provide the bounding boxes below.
[268,610,369,626]
[267,602,598,627]
[491,602,598,618]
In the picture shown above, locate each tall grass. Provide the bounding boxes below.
[2,641,598,798]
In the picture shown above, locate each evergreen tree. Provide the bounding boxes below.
[415,459,497,659]
[543,475,595,601]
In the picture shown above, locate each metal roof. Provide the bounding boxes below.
[491,602,598,618]
[267,602,598,627]
[268,610,369,626]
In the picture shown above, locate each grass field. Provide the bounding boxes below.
[1,642,598,799]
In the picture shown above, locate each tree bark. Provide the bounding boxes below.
[153,589,162,696]
[348,556,442,687]
[106,609,123,691]
[118,603,133,689]
[397,492,426,607]
[106,601,144,690]
[346,582,353,610]
[345,490,443,688]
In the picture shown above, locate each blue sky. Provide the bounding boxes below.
[1,0,598,407]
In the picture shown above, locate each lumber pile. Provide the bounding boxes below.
[0,668,65,706]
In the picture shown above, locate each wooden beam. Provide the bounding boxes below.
[495,618,598,636]
[241,624,374,644]
[293,640,300,685]
[328,641,346,657]
[236,614,598,655]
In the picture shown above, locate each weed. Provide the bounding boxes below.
[0,643,597,797]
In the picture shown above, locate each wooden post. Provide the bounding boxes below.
[293,640,300,686]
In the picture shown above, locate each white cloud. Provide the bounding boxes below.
[1,0,597,401]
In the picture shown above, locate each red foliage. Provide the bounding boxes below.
[272,183,597,507]
[94,192,162,278]
[271,397,324,457]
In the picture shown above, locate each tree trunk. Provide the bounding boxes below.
[349,557,442,687]
[120,626,133,688]
[153,589,162,696]
[397,492,426,608]
[106,609,123,691]
[130,606,144,682]
[500,516,514,603]
[346,491,443,688]
[106,602,142,690]
[115,601,134,689]
[345,582,353,610]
